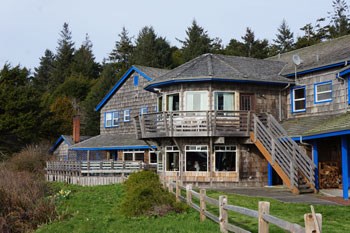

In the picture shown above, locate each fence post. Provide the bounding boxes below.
[304,213,322,233]
[200,189,206,221]
[168,179,173,193]
[176,180,180,202]
[186,184,192,205]
[219,195,228,233]
[258,201,270,233]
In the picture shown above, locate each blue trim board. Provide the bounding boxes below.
[291,130,350,141]
[311,141,319,190]
[285,60,350,78]
[145,78,291,92]
[70,145,157,151]
[341,136,349,200]
[267,163,273,186]
[95,66,153,111]
[314,81,332,104]
[337,67,350,78]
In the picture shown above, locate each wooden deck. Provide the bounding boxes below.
[135,110,252,139]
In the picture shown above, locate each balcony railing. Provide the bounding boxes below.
[135,110,252,139]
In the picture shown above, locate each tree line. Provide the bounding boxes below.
[1,0,349,156]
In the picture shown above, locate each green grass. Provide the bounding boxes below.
[37,183,350,233]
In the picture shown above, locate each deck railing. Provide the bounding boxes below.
[135,110,251,139]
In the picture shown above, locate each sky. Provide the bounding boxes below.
[0,0,335,71]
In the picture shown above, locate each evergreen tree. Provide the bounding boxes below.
[109,27,134,69]
[224,38,246,56]
[241,27,270,58]
[33,49,55,92]
[51,22,75,89]
[328,0,350,38]
[179,20,213,62]
[71,33,100,79]
[273,19,294,53]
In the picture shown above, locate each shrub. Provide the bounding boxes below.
[120,171,187,217]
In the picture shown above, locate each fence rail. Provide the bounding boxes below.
[166,180,322,233]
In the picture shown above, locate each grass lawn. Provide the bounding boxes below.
[37,183,350,233]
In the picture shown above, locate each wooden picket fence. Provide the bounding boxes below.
[165,180,322,233]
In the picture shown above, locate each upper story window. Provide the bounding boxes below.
[185,91,208,111]
[291,86,306,113]
[105,111,119,127]
[166,93,179,111]
[124,109,130,122]
[214,92,235,110]
[133,75,139,86]
[140,106,148,115]
[314,81,332,104]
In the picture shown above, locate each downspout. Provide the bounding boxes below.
[279,83,291,121]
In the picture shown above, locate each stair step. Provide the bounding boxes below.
[298,184,310,189]
[299,188,314,194]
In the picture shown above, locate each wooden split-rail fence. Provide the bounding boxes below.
[165,180,322,233]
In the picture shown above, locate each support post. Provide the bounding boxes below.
[268,163,273,186]
[200,189,206,221]
[341,135,349,200]
[186,184,192,205]
[176,180,180,202]
[168,179,173,193]
[258,201,270,233]
[304,213,322,233]
[219,195,228,233]
[312,141,319,191]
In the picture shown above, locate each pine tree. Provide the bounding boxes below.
[273,19,294,53]
[109,27,134,69]
[224,38,246,56]
[328,0,350,38]
[179,20,213,62]
[33,49,55,92]
[241,27,270,58]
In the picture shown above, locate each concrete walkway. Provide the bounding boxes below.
[215,186,340,205]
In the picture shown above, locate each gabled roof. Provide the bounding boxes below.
[69,134,154,151]
[49,135,91,153]
[145,53,291,91]
[95,65,169,111]
[267,35,350,77]
[282,113,350,140]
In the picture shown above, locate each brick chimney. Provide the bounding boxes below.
[73,115,80,144]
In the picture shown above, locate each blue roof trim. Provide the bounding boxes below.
[49,135,72,153]
[291,129,350,141]
[145,78,290,92]
[285,61,350,78]
[95,66,153,111]
[337,67,350,78]
[70,145,156,151]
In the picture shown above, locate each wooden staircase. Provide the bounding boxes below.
[250,113,316,194]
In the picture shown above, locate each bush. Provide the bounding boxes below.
[0,167,57,233]
[120,171,187,217]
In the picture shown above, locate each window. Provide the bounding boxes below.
[214,146,237,172]
[215,92,235,110]
[166,93,179,111]
[124,109,130,122]
[291,87,306,113]
[124,153,133,161]
[133,75,139,86]
[165,146,179,171]
[149,152,157,164]
[185,91,208,111]
[157,96,163,112]
[314,81,332,103]
[140,107,148,115]
[123,150,145,161]
[185,145,208,172]
[105,111,119,127]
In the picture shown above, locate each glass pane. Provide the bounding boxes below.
[186,92,208,111]
[294,88,305,99]
[317,83,331,93]
[215,152,236,171]
[166,152,179,171]
[124,153,133,161]
[223,93,234,110]
[186,151,208,171]
[150,152,157,163]
[135,153,144,161]
[318,92,332,101]
[158,96,163,112]
[167,94,179,111]
[295,100,305,110]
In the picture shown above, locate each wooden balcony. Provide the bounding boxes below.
[135,111,252,139]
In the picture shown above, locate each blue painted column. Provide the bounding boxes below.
[267,163,273,186]
[311,141,319,191]
[341,135,349,200]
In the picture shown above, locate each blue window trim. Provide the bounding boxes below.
[133,75,139,86]
[140,106,148,115]
[291,86,306,113]
[314,81,332,104]
[105,111,119,128]
[124,109,131,122]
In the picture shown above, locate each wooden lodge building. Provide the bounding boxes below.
[48,36,350,199]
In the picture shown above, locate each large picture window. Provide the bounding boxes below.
[314,81,332,103]
[291,87,306,113]
[165,146,179,171]
[105,111,119,127]
[215,92,235,110]
[214,146,237,172]
[185,145,208,172]
[185,91,208,111]
[166,93,179,111]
